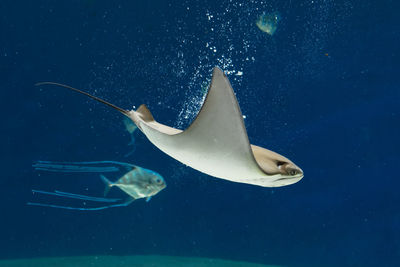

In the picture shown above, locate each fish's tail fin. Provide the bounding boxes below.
[100,175,113,196]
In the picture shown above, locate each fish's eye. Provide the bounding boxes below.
[289,170,297,176]
[156,178,162,184]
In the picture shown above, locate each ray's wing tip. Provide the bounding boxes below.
[212,66,229,81]
[212,66,224,74]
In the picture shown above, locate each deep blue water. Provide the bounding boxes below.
[1,0,399,266]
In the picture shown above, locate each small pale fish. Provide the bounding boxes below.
[123,116,138,135]
[123,117,138,157]
[256,11,280,35]
[101,166,166,202]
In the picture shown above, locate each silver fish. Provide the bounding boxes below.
[28,161,166,210]
[101,166,166,202]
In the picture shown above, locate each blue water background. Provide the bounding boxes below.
[1,0,399,266]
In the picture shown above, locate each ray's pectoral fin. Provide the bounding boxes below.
[136,67,266,182]
[134,67,303,186]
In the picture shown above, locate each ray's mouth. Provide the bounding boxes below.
[275,174,303,182]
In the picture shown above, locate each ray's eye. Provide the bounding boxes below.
[276,161,285,169]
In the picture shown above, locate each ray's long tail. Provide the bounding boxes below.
[35,82,144,128]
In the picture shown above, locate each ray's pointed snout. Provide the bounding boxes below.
[272,162,304,187]
[282,162,304,178]
[287,165,303,177]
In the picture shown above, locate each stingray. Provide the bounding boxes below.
[36,67,303,187]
